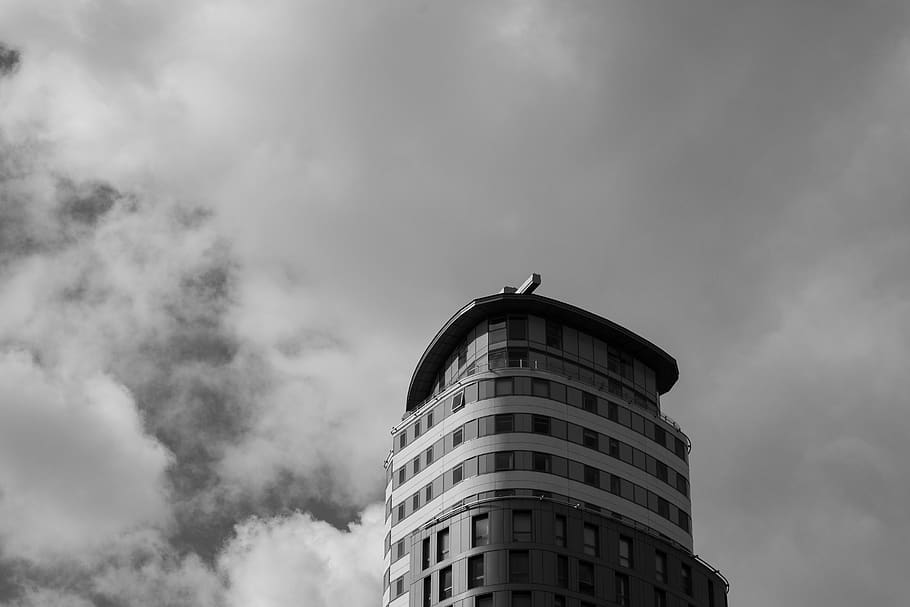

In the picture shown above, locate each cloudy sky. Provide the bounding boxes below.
[0,1,909,606]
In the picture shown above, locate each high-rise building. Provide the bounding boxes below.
[383,276,729,607]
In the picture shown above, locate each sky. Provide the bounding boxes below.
[0,1,908,606]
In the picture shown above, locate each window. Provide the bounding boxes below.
[619,536,633,568]
[452,391,465,412]
[583,465,599,487]
[399,433,407,449]
[452,464,464,484]
[495,414,514,433]
[681,563,693,595]
[578,560,595,595]
[426,411,434,428]
[398,504,405,520]
[532,414,550,434]
[412,493,420,510]
[468,554,485,588]
[425,483,433,502]
[439,566,453,600]
[582,392,597,413]
[512,511,532,541]
[396,539,406,560]
[511,591,531,607]
[509,551,530,583]
[532,378,549,397]
[658,497,670,519]
[495,451,514,471]
[423,576,432,607]
[437,528,450,562]
[554,515,566,547]
[583,523,599,557]
[453,428,464,448]
[610,474,621,495]
[413,457,421,475]
[675,437,687,459]
[489,317,507,344]
[608,437,620,458]
[394,576,404,598]
[557,555,568,588]
[553,595,565,607]
[532,452,551,472]
[677,474,688,496]
[655,550,667,583]
[582,428,599,449]
[546,321,562,349]
[475,594,493,607]
[422,537,430,569]
[615,573,630,606]
[473,514,490,547]
[708,580,716,607]
[656,461,668,482]
[458,344,467,368]
[426,446,434,466]
[414,421,421,437]
[398,468,406,484]
[608,401,618,421]
[654,588,667,607]
[508,316,527,340]
[654,426,666,447]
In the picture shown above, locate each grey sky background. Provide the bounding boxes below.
[0,1,909,606]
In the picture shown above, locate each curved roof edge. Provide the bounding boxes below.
[406,293,679,411]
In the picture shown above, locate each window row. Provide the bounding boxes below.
[391,450,690,534]
[395,376,688,464]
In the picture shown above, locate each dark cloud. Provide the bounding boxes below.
[0,43,19,76]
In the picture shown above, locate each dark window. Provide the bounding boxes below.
[495,451,515,471]
[554,595,566,607]
[473,514,490,547]
[425,484,433,502]
[654,426,666,447]
[427,412,434,428]
[681,563,693,595]
[396,539,405,560]
[532,452,551,472]
[512,510,532,541]
[423,576,432,607]
[583,465,599,487]
[426,446,434,466]
[658,497,670,519]
[610,474,621,495]
[583,429,599,449]
[532,378,550,397]
[679,510,690,532]
[508,316,528,340]
[495,377,514,395]
[557,555,568,588]
[578,560,595,595]
[554,515,566,547]
[511,591,531,607]
[413,457,421,475]
[398,504,405,520]
[655,551,667,583]
[495,414,514,433]
[675,437,687,459]
[399,433,407,449]
[437,529,450,562]
[656,461,668,482]
[677,474,689,496]
[439,566,453,600]
[468,554,485,588]
[615,572,630,606]
[453,428,464,448]
[583,523,599,557]
[414,421,421,437]
[452,391,465,412]
[619,536,633,568]
[532,415,550,434]
[489,317,507,344]
[655,588,667,607]
[488,348,506,370]
[475,594,493,607]
[708,580,716,607]
[609,437,620,458]
[582,392,597,413]
[458,344,467,368]
[608,401,618,421]
[412,493,420,510]
[394,576,404,597]
[422,537,430,569]
[509,551,530,583]
[398,468,406,484]
[452,464,464,485]
[546,321,562,349]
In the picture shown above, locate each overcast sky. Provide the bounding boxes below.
[0,1,909,606]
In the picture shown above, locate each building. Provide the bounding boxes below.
[383,276,729,607]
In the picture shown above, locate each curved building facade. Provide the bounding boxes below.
[383,282,729,607]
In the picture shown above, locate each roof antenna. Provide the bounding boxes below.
[501,273,541,295]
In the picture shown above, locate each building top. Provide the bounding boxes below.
[406,291,680,411]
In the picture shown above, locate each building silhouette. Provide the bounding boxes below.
[383,276,729,607]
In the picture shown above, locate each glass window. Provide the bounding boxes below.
[426,446,434,466]
[396,539,406,560]
[654,588,667,607]
[509,551,530,583]
[619,536,633,568]
[583,429,599,449]
[532,415,550,434]
[394,576,404,597]
[475,594,493,607]
[582,392,597,413]
[583,465,599,487]
[423,576,431,607]
[399,433,407,449]
[413,457,421,475]
[512,591,531,607]
[512,510,532,541]
[532,378,550,397]
[398,504,405,520]
[489,317,507,345]
[583,523,599,557]
[554,595,566,607]
[437,528,450,561]
[468,554,484,588]
[495,377,514,395]
[398,468,406,484]
[655,551,667,582]
[609,437,620,458]
[557,555,568,588]
[412,493,420,510]
[452,464,464,485]
[532,452,551,472]
[473,514,490,546]
[615,572,630,606]
[426,411,434,428]
[452,391,465,412]
[546,321,562,349]
[681,563,693,595]
[488,348,506,370]
[414,421,421,437]
[453,428,464,448]
[495,451,514,471]
[554,515,566,547]
[439,566,453,600]
[422,537,430,569]
[508,316,528,340]
[654,426,666,447]
[495,414,514,433]
[425,483,433,502]
[656,461,668,482]
[578,560,595,595]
